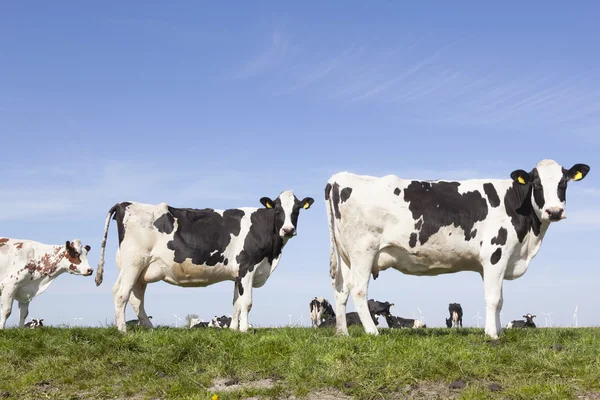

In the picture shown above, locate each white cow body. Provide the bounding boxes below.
[0,238,93,328]
[325,160,589,339]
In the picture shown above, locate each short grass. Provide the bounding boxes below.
[0,326,599,399]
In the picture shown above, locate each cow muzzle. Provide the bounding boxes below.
[545,207,565,221]
[83,268,93,276]
[280,227,296,238]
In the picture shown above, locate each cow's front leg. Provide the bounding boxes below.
[18,301,30,328]
[483,264,505,339]
[0,287,16,329]
[230,273,254,332]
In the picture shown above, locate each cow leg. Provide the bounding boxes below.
[0,288,16,329]
[113,263,145,333]
[332,259,351,336]
[230,284,241,330]
[236,273,254,332]
[483,266,505,339]
[349,257,378,335]
[129,280,153,328]
[18,301,30,328]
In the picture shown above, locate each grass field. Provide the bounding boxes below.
[0,326,598,400]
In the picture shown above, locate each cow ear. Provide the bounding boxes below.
[260,197,274,209]
[301,197,314,210]
[84,245,91,252]
[510,170,531,185]
[65,241,72,250]
[568,163,590,181]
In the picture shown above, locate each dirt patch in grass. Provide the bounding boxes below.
[210,377,276,393]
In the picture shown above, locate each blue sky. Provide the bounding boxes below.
[1,2,599,329]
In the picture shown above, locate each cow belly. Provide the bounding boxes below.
[374,246,482,276]
[158,261,236,287]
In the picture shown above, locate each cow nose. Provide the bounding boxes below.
[282,227,296,236]
[545,208,564,221]
[86,268,93,275]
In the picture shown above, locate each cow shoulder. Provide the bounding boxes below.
[236,208,282,279]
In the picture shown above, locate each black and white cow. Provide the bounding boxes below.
[309,297,335,327]
[0,238,93,329]
[325,160,589,339]
[446,303,463,328]
[24,318,44,329]
[506,313,536,329]
[385,314,426,329]
[318,299,391,328]
[126,316,153,328]
[96,191,313,332]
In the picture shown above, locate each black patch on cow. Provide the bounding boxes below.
[325,183,332,201]
[331,183,342,219]
[393,187,401,196]
[490,248,502,265]
[530,168,545,210]
[112,202,132,246]
[409,233,417,248]
[504,182,541,242]
[470,229,477,239]
[340,187,352,203]
[415,220,423,230]
[404,181,488,245]
[491,227,507,246]
[558,168,569,202]
[235,276,244,296]
[154,213,175,234]
[236,208,285,292]
[165,207,244,265]
[483,183,500,208]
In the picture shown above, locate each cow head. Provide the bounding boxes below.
[260,190,314,239]
[445,318,452,328]
[523,313,536,322]
[367,299,394,316]
[511,160,590,222]
[65,240,94,276]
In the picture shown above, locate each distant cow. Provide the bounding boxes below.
[319,299,391,328]
[325,160,590,339]
[24,318,44,329]
[211,315,232,328]
[446,303,463,328]
[96,191,314,332]
[190,318,210,328]
[0,238,93,329]
[385,314,426,329]
[309,297,335,327]
[506,313,537,329]
[126,316,153,328]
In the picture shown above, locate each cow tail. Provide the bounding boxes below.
[325,182,339,280]
[95,204,117,286]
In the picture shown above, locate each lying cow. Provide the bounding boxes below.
[24,318,44,329]
[309,297,335,327]
[385,314,426,329]
[319,299,391,328]
[190,318,210,328]
[506,313,537,329]
[446,303,463,328]
[96,191,314,332]
[325,159,589,339]
[126,316,152,328]
[0,238,93,329]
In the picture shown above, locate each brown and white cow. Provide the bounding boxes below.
[0,238,93,328]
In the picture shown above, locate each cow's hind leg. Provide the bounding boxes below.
[18,301,30,328]
[332,258,351,336]
[129,280,153,328]
[113,256,146,333]
[349,255,378,335]
[0,287,16,329]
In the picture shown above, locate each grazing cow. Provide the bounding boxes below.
[190,318,210,328]
[24,318,44,329]
[446,303,463,328]
[319,299,391,328]
[385,314,426,329]
[126,316,153,327]
[95,191,314,332]
[506,313,537,329]
[325,160,590,339]
[309,297,336,327]
[0,238,93,329]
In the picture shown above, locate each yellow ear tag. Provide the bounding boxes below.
[266,203,273,209]
[517,176,526,184]
[303,202,310,209]
[573,171,583,181]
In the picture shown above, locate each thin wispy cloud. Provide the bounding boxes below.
[231,30,289,79]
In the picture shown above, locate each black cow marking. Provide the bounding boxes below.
[236,209,285,292]
[393,187,401,196]
[409,233,417,248]
[154,213,175,234]
[490,248,502,265]
[504,182,541,243]
[530,169,545,210]
[415,220,423,230]
[470,229,477,239]
[235,276,244,296]
[166,208,244,265]
[404,181,488,245]
[483,183,500,208]
[325,183,332,201]
[491,227,508,246]
[113,202,132,246]
[331,183,342,219]
[340,187,352,203]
